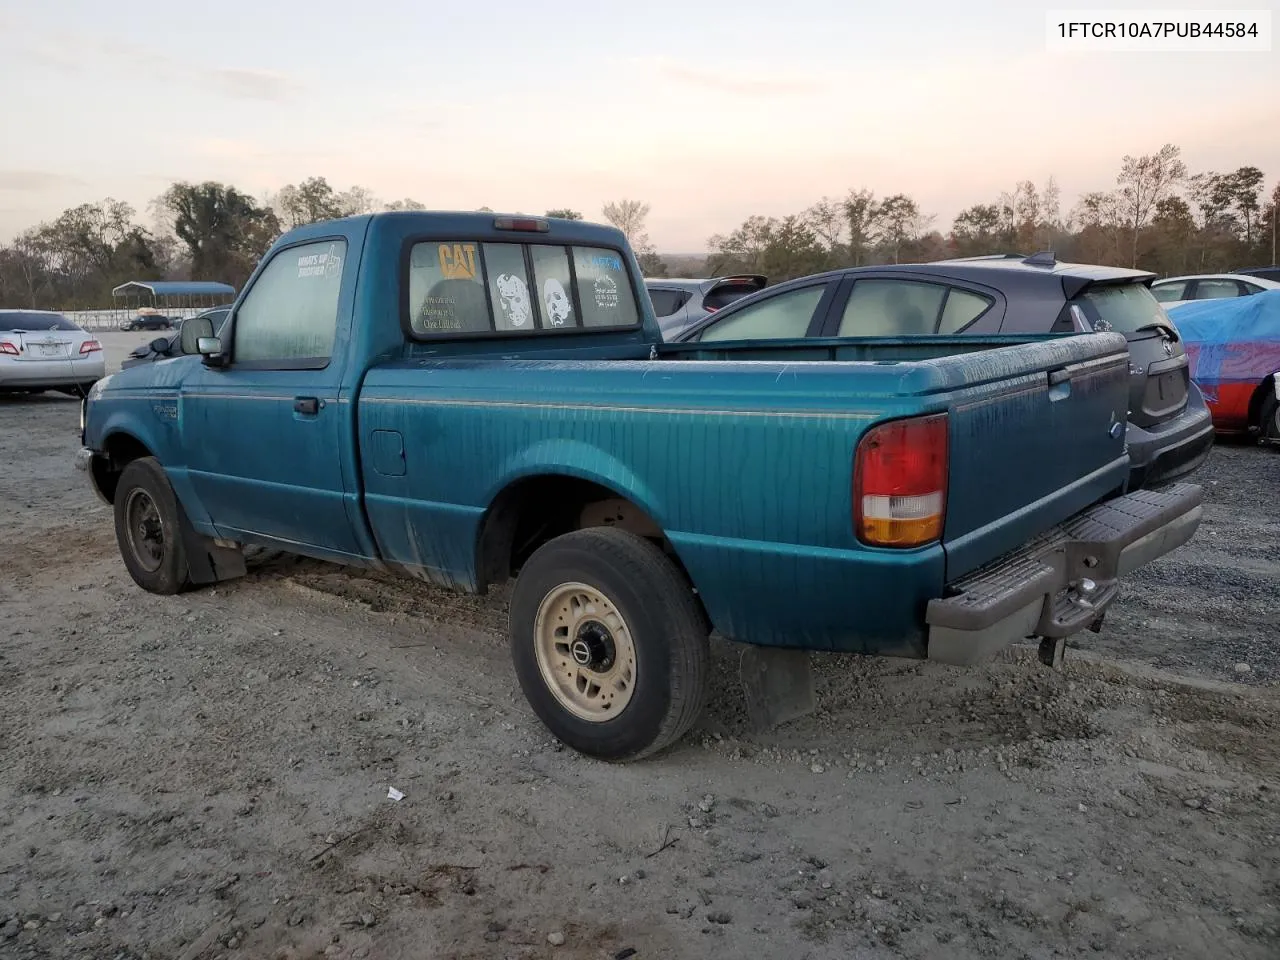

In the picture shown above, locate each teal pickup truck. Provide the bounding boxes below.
[78,212,1203,760]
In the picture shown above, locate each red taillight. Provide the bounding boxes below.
[493,216,550,233]
[0,341,18,356]
[854,413,949,548]
[704,305,720,314]
[80,340,101,355]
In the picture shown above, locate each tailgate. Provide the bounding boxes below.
[938,332,1131,580]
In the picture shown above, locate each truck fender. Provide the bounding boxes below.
[487,439,668,531]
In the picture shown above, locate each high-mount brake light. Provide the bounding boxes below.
[853,413,949,548]
[493,216,550,233]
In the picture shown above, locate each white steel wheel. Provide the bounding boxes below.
[533,582,637,721]
[509,527,710,761]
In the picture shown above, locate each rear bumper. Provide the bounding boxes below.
[1125,381,1214,489]
[0,357,106,387]
[926,482,1202,666]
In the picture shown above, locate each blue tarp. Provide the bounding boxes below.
[1167,290,1280,400]
[111,280,236,298]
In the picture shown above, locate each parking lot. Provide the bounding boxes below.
[1,333,1278,959]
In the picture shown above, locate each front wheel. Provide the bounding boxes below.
[113,457,193,595]
[509,527,710,761]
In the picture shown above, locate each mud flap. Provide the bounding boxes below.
[740,646,816,733]
[178,504,247,587]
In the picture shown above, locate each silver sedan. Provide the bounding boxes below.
[0,310,106,396]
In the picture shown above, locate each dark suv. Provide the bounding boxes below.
[674,253,1214,490]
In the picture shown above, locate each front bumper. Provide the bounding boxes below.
[926,482,1203,666]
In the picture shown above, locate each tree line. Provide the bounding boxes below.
[707,145,1279,283]
[1,144,1275,310]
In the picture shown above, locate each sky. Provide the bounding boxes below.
[0,0,1277,252]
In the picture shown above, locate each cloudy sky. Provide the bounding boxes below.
[1,0,1276,251]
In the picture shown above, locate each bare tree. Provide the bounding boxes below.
[601,199,652,247]
[545,208,583,220]
[1116,144,1187,267]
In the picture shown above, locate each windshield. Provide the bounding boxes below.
[0,312,80,332]
[1073,283,1172,334]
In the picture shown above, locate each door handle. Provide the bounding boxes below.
[294,396,320,415]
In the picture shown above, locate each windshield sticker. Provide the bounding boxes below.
[495,274,532,328]
[438,243,478,280]
[591,254,623,272]
[544,279,573,326]
[593,273,619,311]
[297,244,343,279]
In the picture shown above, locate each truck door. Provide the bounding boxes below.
[178,232,364,559]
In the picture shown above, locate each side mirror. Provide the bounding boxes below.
[197,337,222,356]
[149,336,171,354]
[179,315,215,354]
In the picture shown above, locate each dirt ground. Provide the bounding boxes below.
[2,337,1278,959]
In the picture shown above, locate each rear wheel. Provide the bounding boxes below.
[509,527,709,761]
[1259,391,1280,443]
[113,457,193,595]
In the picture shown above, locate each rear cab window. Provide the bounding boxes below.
[407,240,640,337]
[1072,282,1171,334]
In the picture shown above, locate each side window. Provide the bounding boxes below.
[698,285,826,342]
[1150,282,1187,303]
[647,288,686,318]
[406,241,642,336]
[1193,279,1241,300]
[573,246,640,328]
[1241,282,1265,295]
[938,288,993,334]
[838,279,946,336]
[234,239,345,365]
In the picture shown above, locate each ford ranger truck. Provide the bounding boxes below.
[78,212,1203,761]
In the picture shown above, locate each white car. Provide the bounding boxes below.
[0,310,105,396]
[1150,273,1280,309]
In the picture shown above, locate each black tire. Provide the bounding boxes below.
[509,527,710,762]
[113,457,193,595]
[1259,391,1280,443]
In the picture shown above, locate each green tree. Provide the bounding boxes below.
[545,208,583,220]
[872,194,931,264]
[842,189,879,266]
[950,203,1007,256]
[707,214,827,281]
[274,176,344,229]
[160,181,280,284]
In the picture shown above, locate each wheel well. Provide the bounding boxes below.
[1247,374,1278,428]
[476,476,686,592]
[92,433,153,503]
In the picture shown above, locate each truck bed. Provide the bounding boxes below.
[358,331,1132,654]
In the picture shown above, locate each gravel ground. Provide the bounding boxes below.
[1,342,1277,959]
